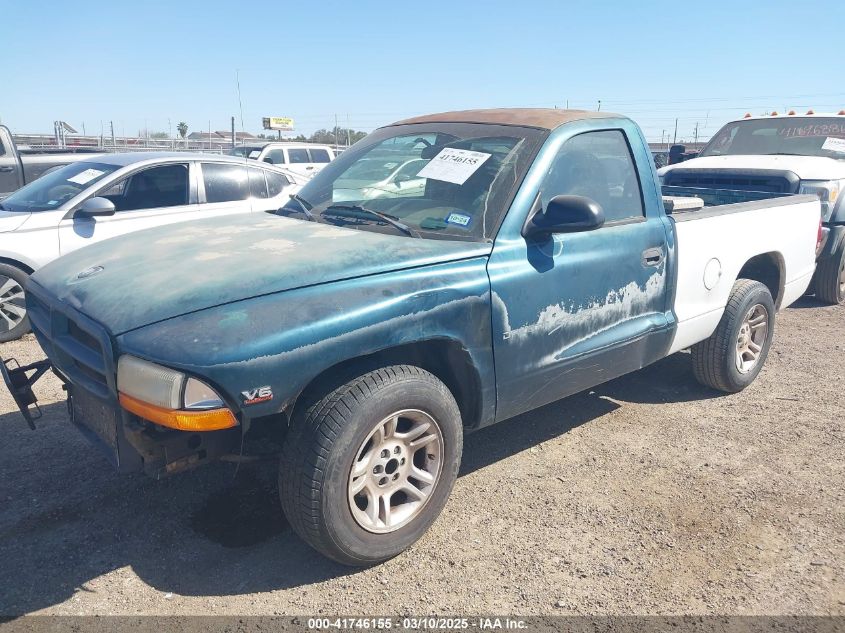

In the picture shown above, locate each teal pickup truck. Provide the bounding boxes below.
[3,109,821,565]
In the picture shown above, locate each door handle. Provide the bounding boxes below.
[642,247,664,267]
[0,166,15,173]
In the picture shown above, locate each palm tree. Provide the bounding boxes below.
[176,121,188,139]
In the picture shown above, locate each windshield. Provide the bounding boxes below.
[280,122,546,240]
[0,161,121,212]
[227,146,263,159]
[700,117,845,159]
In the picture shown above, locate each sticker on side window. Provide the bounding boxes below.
[821,137,845,154]
[416,148,491,185]
[248,150,261,159]
[67,168,105,185]
[445,212,472,227]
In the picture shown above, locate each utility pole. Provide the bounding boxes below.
[672,118,678,145]
[231,116,235,148]
[597,99,601,111]
[110,120,115,147]
[694,121,699,145]
[334,114,339,150]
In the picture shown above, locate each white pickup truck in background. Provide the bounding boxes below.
[660,112,845,304]
[227,142,336,178]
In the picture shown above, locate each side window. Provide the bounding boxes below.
[287,148,309,164]
[308,148,331,163]
[112,164,189,211]
[542,130,644,223]
[248,167,268,199]
[0,138,5,156]
[266,171,291,197]
[100,179,128,199]
[202,163,250,203]
[264,149,285,165]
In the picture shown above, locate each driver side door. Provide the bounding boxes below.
[489,127,673,421]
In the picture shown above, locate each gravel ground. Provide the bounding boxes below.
[0,298,842,616]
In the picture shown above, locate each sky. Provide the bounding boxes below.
[1,0,844,143]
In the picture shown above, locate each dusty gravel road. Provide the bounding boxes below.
[0,298,842,616]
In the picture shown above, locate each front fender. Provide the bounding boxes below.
[117,257,495,426]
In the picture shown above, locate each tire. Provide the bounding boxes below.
[279,365,463,566]
[0,263,30,343]
[691,279,775,393]
[814,245,845,305]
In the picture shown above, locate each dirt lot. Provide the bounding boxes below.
[0,298,842,616]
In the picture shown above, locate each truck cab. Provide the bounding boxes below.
[660,112,845,303]
[0,125,101,199]
[227,142,335,178]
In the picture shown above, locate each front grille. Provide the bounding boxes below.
[68,319,102,354]
[664,168,800,194]
[26,283,116,401]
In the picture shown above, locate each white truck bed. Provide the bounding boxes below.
[668,194,820,353]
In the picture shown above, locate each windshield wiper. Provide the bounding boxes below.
[276,193,316,222]
[323,204,420,238]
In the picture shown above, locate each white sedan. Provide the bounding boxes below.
[0,152,304,341]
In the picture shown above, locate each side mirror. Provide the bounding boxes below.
[75,196,116,218]
[394,174,412,187]
[263,157,274,164]
[522,195,604,239]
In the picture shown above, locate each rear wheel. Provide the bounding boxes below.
[815,245,845,305]
[0,263,30,343]
[691,279,775,393]
[279,365,462,566]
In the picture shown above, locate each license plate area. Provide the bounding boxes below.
[70,388,120,467]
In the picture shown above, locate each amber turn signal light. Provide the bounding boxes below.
[119,392,237,431]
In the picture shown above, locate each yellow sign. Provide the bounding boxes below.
[263,117,294,131]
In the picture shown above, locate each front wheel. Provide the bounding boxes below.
[691,279,776,393]
[815,244,845,305]
[279,365,462,566]
[0,263,30,343]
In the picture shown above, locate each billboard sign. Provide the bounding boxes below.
[263,117,294,131]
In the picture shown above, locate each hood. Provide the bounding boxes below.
[0,211,31,233]
[660,154,845,181]
[31,213,491,335]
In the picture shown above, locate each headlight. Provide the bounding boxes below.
[116,355,236,431]
[799,179,844,220]
[117,355,183,409]
[183,377,226,410]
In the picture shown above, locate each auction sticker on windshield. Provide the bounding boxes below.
[67,168,105,185]
[822,137,845,154]
[417,148,491,185]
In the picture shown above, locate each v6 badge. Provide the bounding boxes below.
[241,386,272,405]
